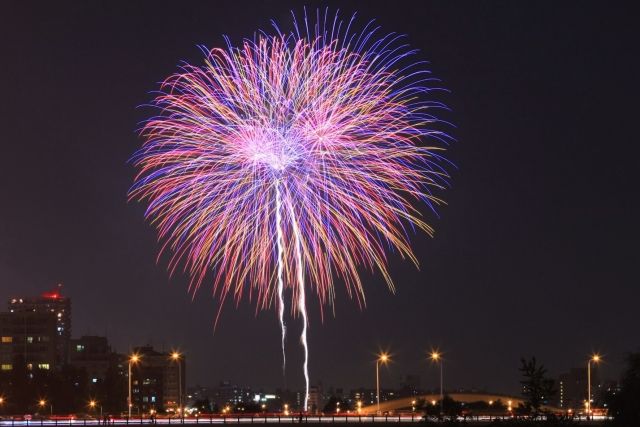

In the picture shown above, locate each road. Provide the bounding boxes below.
[0,414,609,426]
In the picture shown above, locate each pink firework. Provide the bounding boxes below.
[130,10,451,409]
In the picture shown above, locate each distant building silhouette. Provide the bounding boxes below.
[558,366,600,410]
[70,335,118,383]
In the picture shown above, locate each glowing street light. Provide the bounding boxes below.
[38,399,52,416]
[376,352,390,415]
[128,353,141,418]
[170,351,183,420]
[429,350,444,416]
[89,399,103,418]
[587,354,602,420]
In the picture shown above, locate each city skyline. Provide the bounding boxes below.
[0,0,638,401]
[0,284,618,401]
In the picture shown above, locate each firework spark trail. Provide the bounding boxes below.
[288,199,309,411]
[275,182,287,375]
[130,9,452,409]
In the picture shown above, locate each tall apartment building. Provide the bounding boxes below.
[558,366,600,409]
[7,284,71,366]
[0,310,58,371]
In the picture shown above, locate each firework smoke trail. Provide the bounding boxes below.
[129,9,452,408]
[287,199,309,411]
[275,182,287,375]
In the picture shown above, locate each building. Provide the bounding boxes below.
[308,384,324,414]
[558,366,600,410]
[69,335,115,384]
[130,346,186,413]
[399,374,421,397]
[0,310,58,372]
[214,381,254,407]
[7,284,71,366]
[350,388,397,406]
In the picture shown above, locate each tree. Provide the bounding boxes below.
[422,395,461,420]
[519,357,555,417]
[609,352,640,425]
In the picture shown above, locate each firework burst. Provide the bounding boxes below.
[130,9,451,410]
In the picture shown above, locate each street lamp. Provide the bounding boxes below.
[376,352,390,415]
[587,354,601,420]
[38,399,52,417]
[170,351,183,420]
[128,353,141,418]
[429,350,443,416]
[0,396,4,415]
[89,400,102,418]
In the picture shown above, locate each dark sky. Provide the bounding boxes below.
[1,1,637,395]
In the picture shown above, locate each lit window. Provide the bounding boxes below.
[38,363,50,370]
[1,364,12,370]
[1,336,12,343]
[76,345,85,352]
[26,336,34,344]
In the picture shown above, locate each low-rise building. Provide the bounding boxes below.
[130,346,186,413]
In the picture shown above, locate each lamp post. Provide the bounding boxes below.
[587,354,601,420]
[38,399,52,417]
[170,351,183,420]
[376,352,390,415]
[128,353,141,418]
[429,351,443,416]
[89,400,102,419]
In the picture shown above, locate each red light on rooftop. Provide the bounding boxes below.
[41,284,63,299]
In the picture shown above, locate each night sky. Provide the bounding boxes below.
[1,1,637,395]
